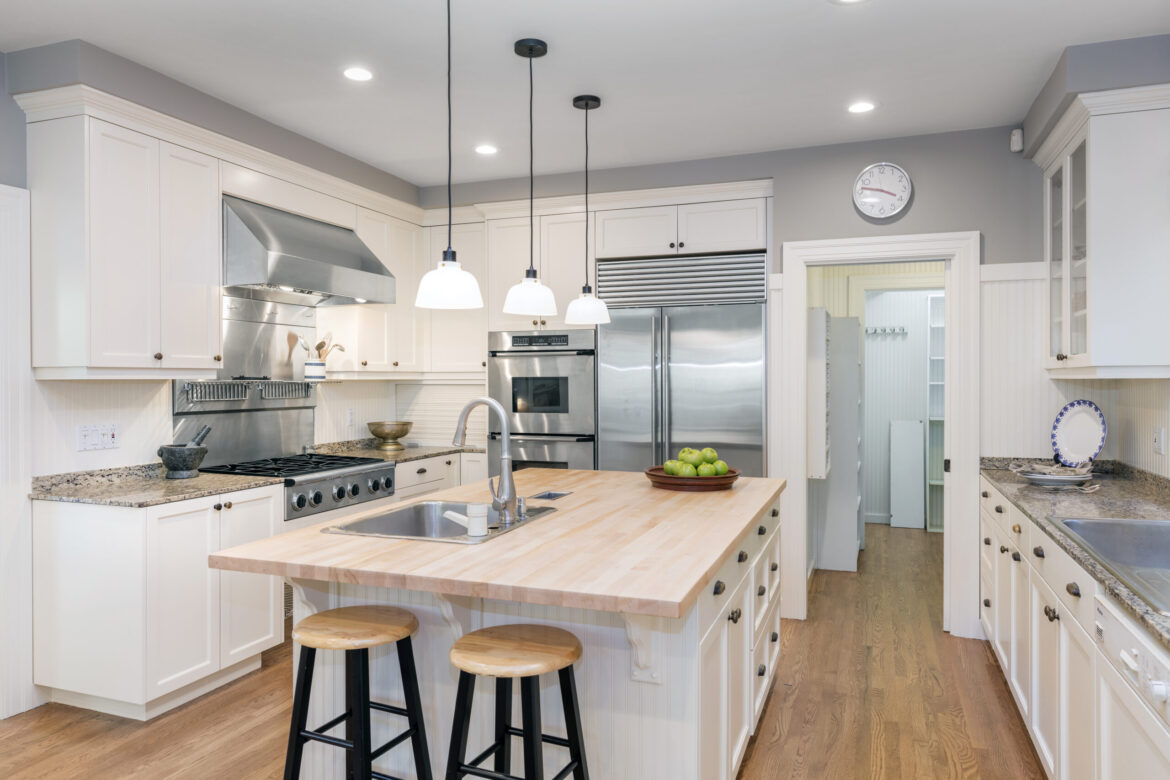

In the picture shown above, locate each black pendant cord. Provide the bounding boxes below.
[445,0,453,256]
[528,52,535,277]
[583,104,590,290]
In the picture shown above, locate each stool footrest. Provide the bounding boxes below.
[370,726,418,762]
[503,725,571,749]
[455,760,580,780]
[370,700,410,718]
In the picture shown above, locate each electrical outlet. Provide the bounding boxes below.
[76,423,120,451]
[345,408,355,432]
[1154,427,1166,456]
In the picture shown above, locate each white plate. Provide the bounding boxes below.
[1019,472,1093,487]
[1051,399,1107,467]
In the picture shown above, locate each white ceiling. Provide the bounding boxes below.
[2,0,1167,188]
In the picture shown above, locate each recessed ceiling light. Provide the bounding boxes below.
[848,101,876,114]
[343,66,373,82]
[475,144,498,155]
[830,0,871,4]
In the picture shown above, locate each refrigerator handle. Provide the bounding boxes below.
[662,311,671,461]
[651,313,660,465]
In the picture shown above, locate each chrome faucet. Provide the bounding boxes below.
[453,397,517,526]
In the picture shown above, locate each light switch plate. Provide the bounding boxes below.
[1154,427,1166,456]
[76,423,120,451]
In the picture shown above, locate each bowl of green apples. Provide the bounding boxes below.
[644,447,739,491]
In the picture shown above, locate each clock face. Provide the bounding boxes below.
[853,162,912,219]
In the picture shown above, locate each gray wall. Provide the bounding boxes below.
[422,125,1042,265]
[0,53,27,188]
[5,40,418,204]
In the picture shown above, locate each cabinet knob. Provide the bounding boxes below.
[1066,582,1081,598]
[712,580,726,596]
[1044,605,1060,622]
[417,467,427,475]
[983,598,991,608]
[994,505,1004,514]
[678,241,685,249]
[445,460,452,466]
[728,608,741,624]
[999,545,1008,554]
[981,491,989,498]
[393,361,399,367]
[771,508,779,518]
[1056,353,1068,361]
[154,352,163,360]
[737,550,748,563]
[214,354,222,362]
[213,503,223,511]
[1012,524,1021,534]
[757,664,766,677]
[540,320,547,326]
[758,525,766,536]
[361,360,368,366]
[224,501,233,509]
[984,537,991,546]
[669,242,676,249]
[1033,546,1045,559]
[533,319,539,326]
[757,585,766,597]
[1011,551,1022,562]
[770,562,778,572]
[770,631,778,643]
[482,361,487,367]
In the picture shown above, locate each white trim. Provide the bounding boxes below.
[1079,83,1170,115]
[1034,99,1090,171]
[420,205,486,228]
[1046,365,1170,379]
[845,272,944,322]
[474,181,773,220]
[14,85,424,225]
[767,273,783,291]
[779,231,981,640]
[980,262,1046,282]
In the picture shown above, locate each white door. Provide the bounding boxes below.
[354,208,420,372]
[219,490,283,666]
[676,199,767,255]
[146,498,219,698]
[1097,660,1170,779]
[1031,574,1061,778]
[1009,546,1031,717]
[317,306,361,371]
[889,420,925,528]
[727,579,752,777]
[994,530,1011,669]
[88,118,160,368]
[424,223,489,371]
[1060,614,1096,780]
[539,212,595,330]
[355,305,394,371]
[699,619,729,780]
[594,205,677,259]
[487,217,545,332]
[159,141,221,370]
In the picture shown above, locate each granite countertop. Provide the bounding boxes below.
[981,462,1170,651]
[313,439,486,462]
[30,464,283,508]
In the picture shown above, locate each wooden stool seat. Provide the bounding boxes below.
[450,624,582,678]
[292,605,418,650]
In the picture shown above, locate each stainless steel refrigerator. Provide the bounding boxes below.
[597,303,766,476]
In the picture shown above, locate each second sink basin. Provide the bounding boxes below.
[323,500,555,545]
[1056,517,1170,617]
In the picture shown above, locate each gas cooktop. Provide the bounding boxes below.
[200,453,382,478]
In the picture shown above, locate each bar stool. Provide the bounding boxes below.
[445,624,588,780]
[285,605,433,780]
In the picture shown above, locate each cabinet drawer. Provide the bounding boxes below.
[699,547,753,635]
[767,532,781,598]
[980,515,995,578]
[396,455,458,489]
[980,573,995,641]
[980,478,1011,528]
[752,553,772,645]
[1027,526,1099,630]
[752,604,781,725]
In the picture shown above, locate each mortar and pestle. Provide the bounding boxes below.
[158,425,212,479]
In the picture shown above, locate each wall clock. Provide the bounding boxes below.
[853,162,912,219]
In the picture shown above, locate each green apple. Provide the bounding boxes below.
[700,447,719,464]
[677,462,698,477]
[697,462,717,477]
[662,460,679,475]
[679,449,706,468]
[713,459,729,476]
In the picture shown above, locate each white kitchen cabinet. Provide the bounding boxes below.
[487,217,547,332]
[1031,573,1062,777]
[27,116,222,378]
[1061,610,1096,780]
[1097,659,1170,779]
[422,223,489,371]
[539,212,596,330]
[394,454,460,500]
[594,199,766,259]
[1009,541,1032,718]
[726,577,752,776]
[459,452,489,484]
[699,608,729,780]
[699,573,752,780]
[32,485,284,720]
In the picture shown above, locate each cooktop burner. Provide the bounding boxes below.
[200,453,383,478]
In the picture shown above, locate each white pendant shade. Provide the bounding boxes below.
[415,260,484,309]
[564,291,610,324]
[503,276,557,316]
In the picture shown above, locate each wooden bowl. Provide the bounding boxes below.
[644,466,740,492]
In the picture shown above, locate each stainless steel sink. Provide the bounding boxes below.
[322,500,555,545]
[1055,517,1170,616]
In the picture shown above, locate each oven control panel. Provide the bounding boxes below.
[511,334,570,348]
[284,463,396,521]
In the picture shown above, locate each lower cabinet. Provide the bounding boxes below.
[393,454,460,501]
[1062,610,1096,780]
[1031,574,1062,777]
[459,452,489,484]
[1097,659,1170,778]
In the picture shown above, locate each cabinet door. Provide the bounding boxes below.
[1067,141,1088,361]
[1097,659,1170,779]
[993,532,1011,668]
[219,490,282,666]
[1031,574,1061,778]
[1061,613,1095,780]
[1046,161,1066,365]
[316,306,361,371]
[146,499,219,698]
[727,579,752,777]
[355,208,421,371]
[487,217,545,332]
[355,306,394,371]
[699,619,729,780]
[594,205,677,259]
[425,223,489,370]
[539,212,595,330]
[1010,546,1032,717]
[88,118,161,367]
[159,141,221,370]
[677,199,767,255]
[460,453,489,484]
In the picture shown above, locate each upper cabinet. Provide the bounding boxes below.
[422,222,489,371]
[595,199,767,259]
[29,117,222,378]
[1037,87,1170,377]
[540,212,596,331]
[487,217,545,332]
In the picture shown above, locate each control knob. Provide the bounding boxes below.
[290,493,307,511]
[349,483,361,498]
[332,485,347,501]
[368,477,382,493]
[309,490,324,506]
[382,476,394,491]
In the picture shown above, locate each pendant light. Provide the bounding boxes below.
[415,0,484,310]
[502,39,557,318]
[564,94,610,325]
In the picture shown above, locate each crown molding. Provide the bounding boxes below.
[1032,98,1089,172]
[420,205,485,227]
[1032,83,1170,171]
[15,85,425,225]
[473,180,773,220]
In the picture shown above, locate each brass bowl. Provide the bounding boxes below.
[367,421,413,451]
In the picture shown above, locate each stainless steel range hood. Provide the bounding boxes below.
[222,195,395,306]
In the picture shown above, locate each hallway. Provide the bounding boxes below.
[739,523,1043,778]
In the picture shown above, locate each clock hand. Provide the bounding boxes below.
[860,186,897,197]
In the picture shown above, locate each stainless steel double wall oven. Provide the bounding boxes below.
[486,330,597,475]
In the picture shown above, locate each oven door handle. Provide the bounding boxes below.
[488,350,595,358]
[490,433,595,443]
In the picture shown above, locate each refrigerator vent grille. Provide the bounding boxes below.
[596,254,766,307]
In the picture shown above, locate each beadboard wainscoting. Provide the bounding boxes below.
[1113,379,1170,477]
[394,383,488,446]
[313,381,396,444]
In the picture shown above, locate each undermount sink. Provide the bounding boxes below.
[323,500,555,545]
[1055,517,1170,617]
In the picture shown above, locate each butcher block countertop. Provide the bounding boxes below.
[210,468,786,619]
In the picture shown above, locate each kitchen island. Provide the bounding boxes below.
[211,468,786,779]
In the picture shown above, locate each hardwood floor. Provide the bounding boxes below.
[739,524,1043,779]
[0,525,1040,779]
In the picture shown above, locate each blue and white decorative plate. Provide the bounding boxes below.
[1051,399,1106,467]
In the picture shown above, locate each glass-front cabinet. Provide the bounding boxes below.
[1044,130,1089,369]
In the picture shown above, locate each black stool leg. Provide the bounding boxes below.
[396,636,434,780]
[445,671,476,780]
[520,676,544,780]
[558,667,589,780]
[347,649,373,780]
[284,645,316,780]
[493,678,513,773]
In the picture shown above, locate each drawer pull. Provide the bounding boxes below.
[1011,551,1021,562]
[154,352,163,360]
[757,585,766,597]
[981,490,989,498]
[224,501,233,509]
[757,664,766,677]
[213,503,223,511]
[770,562,778,572]
[1012,524,1021,534]
[737,550,748,563]
[728,608,742,624]
[983,598,991,608]
[712,580,726,596]
[1066,582,1081,598]
[994,505,1004,514]
[999,545,1008,554]
[771,508,779,517]
[1033,546,1045,559]
[1044,605,1060,622]
[984,537,991,546]
[446,460,452,465]
[417,467,428,475]
[758,525,766,536]
[771,631,779,643]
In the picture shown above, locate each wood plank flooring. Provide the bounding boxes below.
[739,524,1043,779]
[0,525,1041,778]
